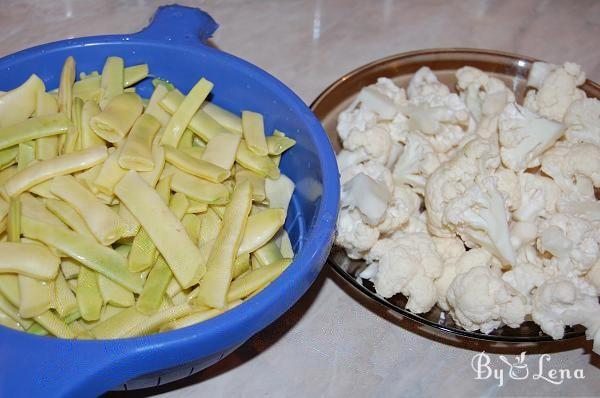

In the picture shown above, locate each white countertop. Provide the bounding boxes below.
[2,1,599,397]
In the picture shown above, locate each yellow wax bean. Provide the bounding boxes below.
[0,285,33,329]
[242,111,268,156]
[237,209,286,255]
[60,259,80,280]
[0,147,18,170]
[21,193,67,228]
[267,131,296,155]
[187,199,208,214]
[99,56,124,109]
[98,274,135,308]
[0,113,70,152]
[118,113,161,171]
[0,242,60,279]
[227,259,291,302]
[276,230,294,258]
[164,145,229,183]
[235,165,266,203]
[170,169,230,205]
[201,102,243,134]
[178,129,194,149]
[232,253,250,279]
[58,57,75,120]
[139,133,165,188]
[17,142,36,171]
[136,255,173,315]
[34,310,75,338]
[90,92,143,143]
[144,84,171,126]
[161,78,213,147]
[0,274,20,307]
[77,267,102,321]
[3,145,107,198]
[28,180,57,199]
[0,74,45,128]
[194,181,252,309]
[181,214,201,244]
[254,239,284,267]
[18,275,52,318]
[52,272,78,318]
[50,175,120,245]
[79,100,104,149]
[93,147,127,195]
[201,131,241,171]
[89,306,147,339]
[7,196,20,243]
[21,217,143,293]
[236,140,280,179]
[117,203,140,238]
[115,171,202,288]
[45,198,94,237]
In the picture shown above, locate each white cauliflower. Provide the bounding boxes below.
[502,261,547,299]
[392,133,440,193]
[341,172,391,225]
[339,160,394,193]
[425,138,500,237]
[336,149,370,172]
[558,199,600,222]
[524,62,586,122]
[456,66,515,122]
[432,236,467,263]
[526,62,557,89]
[444,176,516,266]
[532,277,600,352]
[587,261,600,291]
[541,141,600,199]
[510,221,538,251]
[407,66,451,101]
[435,248,495,311]
[336,208,380,259]
[494,167,521,211]
[343,124,393,164]
[498,103,565,171]
[537,213,600,277]
[513,173,561,222]
[365,233,443,313]
[564,98,600,146]
[447,265,530,332]
[377,184,421,235]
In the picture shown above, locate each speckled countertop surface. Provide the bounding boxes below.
[2,1,599,397]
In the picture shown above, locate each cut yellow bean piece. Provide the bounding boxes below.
[27,322,48,335]
[52,272,78,318]
[161,78,214,147]
[187,199,208,214]
[192,135,206,147]
[159,304,234,333]
[0,242,59,279]
[45,198,94,237]
[117,203,140,238]
[159,89,226,142]
[21,193,67,228]
[90,306,147,339]
[201,102,243,134]
[136,255,173,315]
[170,169,230,205]
[254,239,284,267]
[124,302,209,337]
[74,64,148,97]
[21,217,143,293]
[79,100,104,149]
[276,230,294,258]
[237,209,286,255]
[0,74,45,128]
[7,196,20,242]
[50,175,120,245]
[0,165,16,187]
[0,309,23,331]
[123,64,149,87]
[34,90,59,118]
[265,174,295,214]
[0,146,18,170]
[227,259,291,302]
[99,56,124,109]
[0,113,70,152]
[182,214,201,244]
[169,192,190,219]
[18,275,52,318]
[71,97,84,151]
[0,274,20,307]
[17,142,36,171]
[194,181,252,309]
[164,145,230,183]
[236,140,280,179]
[232,253,250,279]
[34,310,75,338]
[139,133,165,187]
[235,165,266,203]
[77,268,102,321]
[242,111,268,156]
[0,287,32,328]
[166,278,184,298]
[93,147,126,195]
[115,171,203,288]
[28,180,57,199]
[58,57,75,120]
[210,204,226,219]
[75,162,102,193]
[98,274,135,308]
[144,84,171,126]
[60,259,80,280]
[180,146,205,160]
[178,129,194,149]
[4,145,107,198]
[119,114,160,171]
[90,92,143,143]
[201,132,241,170]
[267,131,296,155]
[35,92,60,161]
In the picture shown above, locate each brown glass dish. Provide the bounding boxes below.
[311,48,600,342]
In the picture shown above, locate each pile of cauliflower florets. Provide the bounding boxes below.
[335,61,600,351]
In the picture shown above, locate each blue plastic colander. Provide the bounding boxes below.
[0,5,339,397]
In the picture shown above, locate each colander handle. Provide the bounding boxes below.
[133,4,219,45]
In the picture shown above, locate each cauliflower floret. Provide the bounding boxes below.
[432,236,467,263]
[532,277,600,352]
[341,173,391,225]
[503,262,547,298]
[526,62,557,89]
[336,208,380,259]
[336,149,370,172]
[425,138,501,237]
[513,173,561,222]
[337,101,377,143]
[392,133,441,193]
[362,77,408,109]
[344,124,393,165]
[494,167,521,211]
[447,265,530,332]
[524,62,586,122]
[537,213,600,277]
[377,184,421,235]
[498,103,565,171]
[340,160,394,193]
[444,176,516,266]
[407,66,451,101]
[456,66,515,122]
[510,221,538,251]
[541,141,600,199]
[558,199,600,222]
[435,248,495,311]
[365,233,443,313]
[586,261,600,291]
[564,98,600,146]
